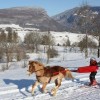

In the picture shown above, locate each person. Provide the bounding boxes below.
[89,57,98,86]
[72,57,99,86]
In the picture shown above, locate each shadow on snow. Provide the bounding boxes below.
[3,79,35,97]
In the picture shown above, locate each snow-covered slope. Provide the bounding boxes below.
[18,31,98,45]
[0,24,98,45]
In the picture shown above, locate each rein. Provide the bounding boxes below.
[53,69,69,75]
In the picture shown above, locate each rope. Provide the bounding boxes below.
[53,69,68,75]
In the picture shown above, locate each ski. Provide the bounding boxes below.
[79,83,100,89]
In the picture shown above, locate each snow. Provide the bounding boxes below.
[17,30,28,42]
[17,31,83,44]
[0,24,100,100]
[92,11,98,15]
[0,24,98,45]
[0,24,22,29]
[74,13,77,16]
[50,31,84,45]
[0,48,100,100]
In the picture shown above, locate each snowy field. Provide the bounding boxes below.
[0,50,100,100]
[0,25,100,100]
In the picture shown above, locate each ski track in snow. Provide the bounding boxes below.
[0,75,100,100]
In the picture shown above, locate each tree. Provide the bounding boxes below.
[41,31,55,63]
[76,4,91,58]
[0,28,19,69]
[63,36,70,51]
[0,30,9,68]
[0,31,7,60]
[13,31,18,43]
[41,33,54,46]
[24,31,41,52]
[47,47,58,58]
[78,36,97,53]
[6,27,13,42]
[91,13,100,57]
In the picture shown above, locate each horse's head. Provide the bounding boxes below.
[27,61,36,76]
[27,61,44,76]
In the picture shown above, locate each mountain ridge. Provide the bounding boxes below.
[52,6,100,33]
[0,7,66,31]
[0,6,100,33]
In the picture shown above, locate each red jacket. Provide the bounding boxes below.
[77,65,98,73]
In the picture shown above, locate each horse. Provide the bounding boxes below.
[27,60,74,96]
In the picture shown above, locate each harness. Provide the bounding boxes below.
[35,67,52,83]
[34,66,68,83]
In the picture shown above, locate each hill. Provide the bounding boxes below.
[52,6,100,33]
[0,7,66,31]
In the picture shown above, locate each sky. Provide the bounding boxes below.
[0,0,100,16]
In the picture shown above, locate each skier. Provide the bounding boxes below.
[89,57,98,86]
[72,57,99,86]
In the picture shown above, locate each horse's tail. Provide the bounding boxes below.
[65,69,74,80]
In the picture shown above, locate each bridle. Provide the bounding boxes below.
[28,63,45,77]
[31,63,44,72]
[32,65,52,83]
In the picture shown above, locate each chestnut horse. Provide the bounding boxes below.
[27,61,74,96]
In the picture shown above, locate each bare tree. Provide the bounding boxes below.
[91,13,100,57]
[76,3,91,58]
[0,30,6,61]
[78,36,97,53]
[0,30,9,68]
[0,28,19,69]
[24,31,41,53]
[63,36,70,52]
[41,31,55,63]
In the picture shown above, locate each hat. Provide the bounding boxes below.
[90,57,97,65]
[90,57,96,61]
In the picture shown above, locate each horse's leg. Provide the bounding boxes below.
[41,82,48,93]
[55,79,58,86]
[31,81,39,95]
[51,78,62,96]
[51,79,58,95]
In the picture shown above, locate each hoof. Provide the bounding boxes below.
[51,92,56,96]
[51,88,56,96]
[31,92,34,96]
[41,89,48,93]
[32,94,34,96]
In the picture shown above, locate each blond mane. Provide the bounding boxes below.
[33,61,45,67]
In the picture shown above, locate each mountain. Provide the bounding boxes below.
[0,7,66,31]
[52,6,100,33]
